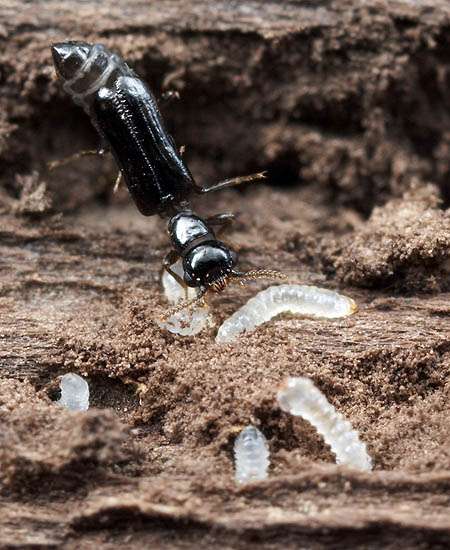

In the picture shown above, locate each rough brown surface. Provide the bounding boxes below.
[0,379,139,494]
[1,1,450,548]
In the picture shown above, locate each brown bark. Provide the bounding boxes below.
[1,1,450,548]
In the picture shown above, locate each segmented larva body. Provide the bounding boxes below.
[234,425,270,484]
[216,284,357,343]
[158,260,211,336]
[277,377,372,471]
[59,43,131,111]
[58,373,89,412]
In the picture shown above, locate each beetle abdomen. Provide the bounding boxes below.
[52,41,131,111]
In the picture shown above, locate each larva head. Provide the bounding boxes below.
[51,41,92,81]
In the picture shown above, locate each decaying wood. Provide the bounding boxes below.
[1,1,450,548]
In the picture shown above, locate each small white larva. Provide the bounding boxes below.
[58,373,89,412]
[277,377,372,471]
[158,260,211,336]
[216,284,357,343]
[161,260,197,304]
[234,425,270,484]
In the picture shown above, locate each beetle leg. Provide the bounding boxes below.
[163,250,191,301]
[205,213,241,251]
[205,212,236,236]
[47,147,108,171]
[195,171,266,194]
[113,171,122,193]
[163,250,187,289]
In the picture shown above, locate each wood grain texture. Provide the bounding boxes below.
[1,1,450,548]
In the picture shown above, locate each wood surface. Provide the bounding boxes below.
[1,1,450,548]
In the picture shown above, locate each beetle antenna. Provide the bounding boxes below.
[160,288,208,321]
[230,269,288,286]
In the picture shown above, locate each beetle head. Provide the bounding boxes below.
[183,243,237,292]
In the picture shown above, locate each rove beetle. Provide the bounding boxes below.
[50,42,284,306]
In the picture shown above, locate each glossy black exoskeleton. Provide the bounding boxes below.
[51,41,280,300]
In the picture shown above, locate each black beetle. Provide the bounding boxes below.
[51,41,283,303]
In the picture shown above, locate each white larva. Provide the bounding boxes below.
[277,377,372,471]
[158,260,211,336]
[161,260,197,304]
[216,284,357,343]
[234,425,270,484]
[58,373,89,412]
